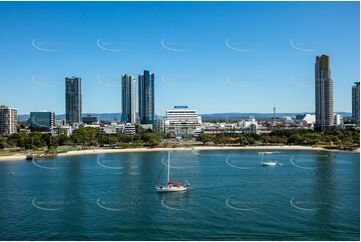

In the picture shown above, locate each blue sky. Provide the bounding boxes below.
[0,1,359,115]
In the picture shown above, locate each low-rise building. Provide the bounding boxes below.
[29,111,55,132]
[334,113,343,126]
[100,122,124,134]
[201,117,259,135]
[82,115,98,125]
[52,124,73,136]
[124,123,136,135]
[238,116,259,128]
[164,106,202,137]
[154,117,165,133]
[140,124,153,131]
[301,114,316,124]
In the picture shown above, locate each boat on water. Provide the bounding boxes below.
[156,151,190,193]
[26,153,57,161]
[258,151,273,155]
[262,161,279,167]
[260,154,280,167]
[192,148,200,156]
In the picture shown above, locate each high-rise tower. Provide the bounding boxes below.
[65,76,82,125]
[315,55,333,132]
[352,81,360,127]
[138,70,155,125]
[121,74,136,124]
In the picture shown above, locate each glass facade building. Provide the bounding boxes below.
[138,70,155,125]
[65,77,82,125]
[352,82,360,127]
[29,111,55,132]
[121,74,136,124]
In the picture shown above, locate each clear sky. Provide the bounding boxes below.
[0,1,359,115]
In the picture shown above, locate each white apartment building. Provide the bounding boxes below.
[164,106,202,136]
[302,114,316,124]
[238,116,259,128]
[334,114,343,126]
[0,105,17,136]
[201,117,259,135]
[101,123,125,134]
[124,123,136,135]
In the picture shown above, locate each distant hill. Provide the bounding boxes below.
[200,112,352,121]
[18,112,352,122]
[18,113,122,122]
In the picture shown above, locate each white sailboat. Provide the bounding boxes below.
[156,151,190,192]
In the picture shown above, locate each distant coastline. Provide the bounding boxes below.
[0,145,358,162]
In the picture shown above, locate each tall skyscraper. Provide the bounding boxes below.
[0,105,17,136]
[65,76,82,125]
[121,74,136,124]
[315,55,333,132]
[352,81,360,127]
[138,70,155,125]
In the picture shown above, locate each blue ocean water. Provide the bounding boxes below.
[0,150,359,240]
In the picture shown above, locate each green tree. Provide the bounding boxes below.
[196,134,215,145]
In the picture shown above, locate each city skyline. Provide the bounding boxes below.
[0,1,359,115]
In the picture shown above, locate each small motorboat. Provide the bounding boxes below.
[156,151,190,193]
[258,151,273,155]
[262,161,279,167]
[260,153,280,167]
[192,148,200,156]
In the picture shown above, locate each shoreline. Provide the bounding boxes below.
[0,145,359,161]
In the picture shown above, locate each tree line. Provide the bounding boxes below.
[0,127,162,151]
[196,128,360,146]
[0,126,359,152]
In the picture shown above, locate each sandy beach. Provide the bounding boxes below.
[0,145,357,162]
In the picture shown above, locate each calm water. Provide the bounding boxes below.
[0,150,359,240]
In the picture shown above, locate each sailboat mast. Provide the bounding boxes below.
[167,151,170,183]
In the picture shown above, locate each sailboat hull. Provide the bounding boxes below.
[156,186,187,192]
